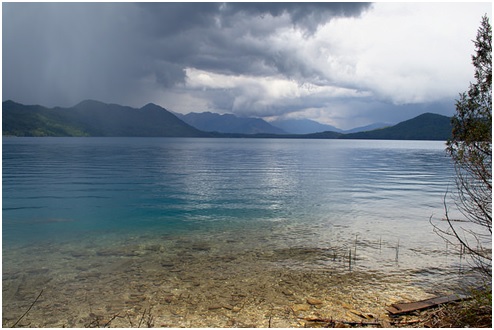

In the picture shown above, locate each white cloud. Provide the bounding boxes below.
[313,2,489,104]
[184,67,370,116]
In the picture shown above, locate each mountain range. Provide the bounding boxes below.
[3,100,453,140]
[3,100,206,137]
[176,112,391,135]
[176,111,286,135]
[268,118,390,134]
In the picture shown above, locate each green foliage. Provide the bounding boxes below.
[444,15,492,277]
[2,101,88,136]
[448,15,492,157]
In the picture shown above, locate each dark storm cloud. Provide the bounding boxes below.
[137,2,371,78]
[3,3,151,106]
[219,2,371,32]
[3,2,370,107]
[137,2,371,35]
[136,3,220,37]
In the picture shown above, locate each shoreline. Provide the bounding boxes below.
[3,235,463,328]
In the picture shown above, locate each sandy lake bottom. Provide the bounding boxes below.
[3,227,470,328]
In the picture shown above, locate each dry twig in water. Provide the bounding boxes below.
[12,290,43,327]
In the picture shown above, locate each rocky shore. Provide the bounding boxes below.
[3,233,461,328]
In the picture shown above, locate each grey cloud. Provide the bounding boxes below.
[138,2,371,35]
[3,3,147,106]
[137,3,221,37]
[142,2,372,76]
[154,62,187,87]
[220,2,371,32]
[3,2,372,107]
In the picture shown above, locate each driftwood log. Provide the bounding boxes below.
[300,316,420,327]
[387,294,469,315]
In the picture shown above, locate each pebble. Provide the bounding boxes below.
[99,319,111,326]
[345,311,363,322]
[334,321,351,328]
[291,303,310,312]
[380,319,391,327]
[191,244,211,251]
[341,302,353,309]
[348,309,367,319]
[306,297,323,305]
[71,252,91,258]
[161,263,175,268]
[208,304,224,310]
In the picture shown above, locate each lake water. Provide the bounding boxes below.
[2,137,471,327]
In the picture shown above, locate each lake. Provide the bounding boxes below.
[2,137,470,327]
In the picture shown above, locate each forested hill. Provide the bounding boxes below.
[341,113,453,140]
[2,100,207,137]
[3,100,452,140]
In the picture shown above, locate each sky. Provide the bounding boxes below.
[3,2,492,129]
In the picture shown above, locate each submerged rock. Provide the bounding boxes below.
[291,304,310,313]
[306,298,323,305]
[208,304,224,310]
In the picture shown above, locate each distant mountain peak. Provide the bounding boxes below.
[2,99,18,106]
[75,99,107,108]
[140,103,164,111]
